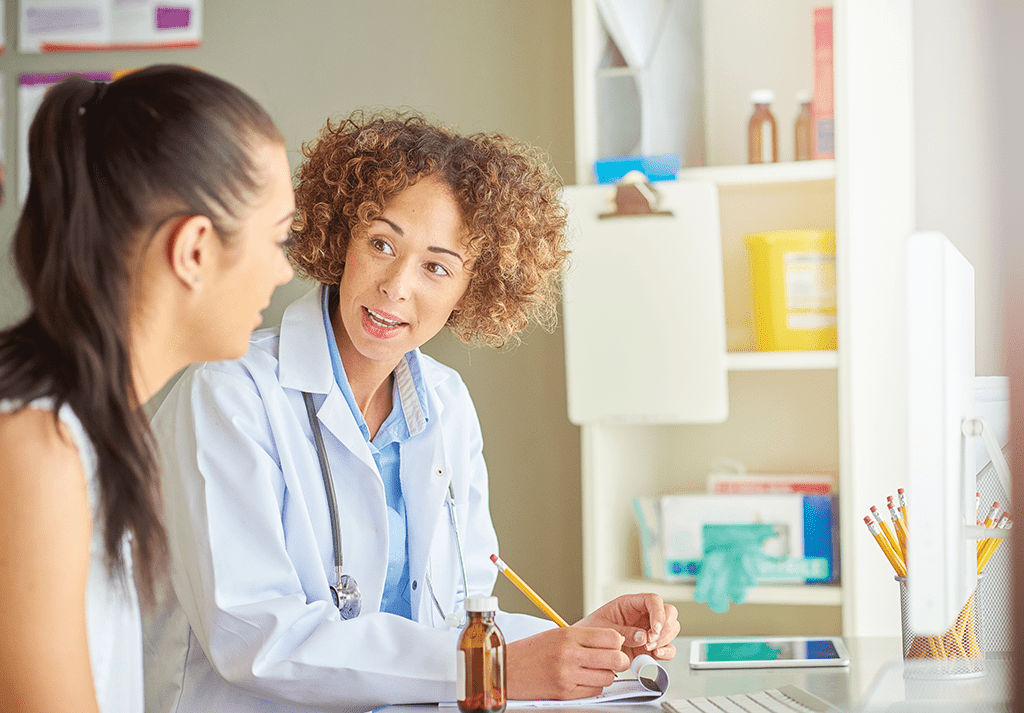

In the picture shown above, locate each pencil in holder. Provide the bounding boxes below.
[896,575,985,679]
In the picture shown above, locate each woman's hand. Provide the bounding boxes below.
[575,593,680,661]
[505,626,629,700]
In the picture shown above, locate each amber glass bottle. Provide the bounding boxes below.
[794,91,814,161]
[457,597,506,713]
[747,89,778,164]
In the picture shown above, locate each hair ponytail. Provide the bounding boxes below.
[0,66,283,602]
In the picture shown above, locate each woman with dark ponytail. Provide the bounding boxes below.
[0,65,295,713]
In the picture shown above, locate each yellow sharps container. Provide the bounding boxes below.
[745,230,837,351]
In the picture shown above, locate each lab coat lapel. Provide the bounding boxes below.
[403,376,451,621]
[278,285,377,476]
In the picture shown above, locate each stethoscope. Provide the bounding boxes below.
[303,392,470,627]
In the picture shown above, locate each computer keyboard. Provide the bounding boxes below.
[662,684,841,713]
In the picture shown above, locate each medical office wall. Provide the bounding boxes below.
[0,1,584,621]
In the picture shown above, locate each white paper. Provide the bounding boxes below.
[19,0,202,53]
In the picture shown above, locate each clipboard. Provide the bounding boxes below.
[561,178,728,424]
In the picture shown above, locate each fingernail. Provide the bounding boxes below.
[633,631,645,644]
[656,648,665,657]
[646,640,657,650]
[654,623,662,635]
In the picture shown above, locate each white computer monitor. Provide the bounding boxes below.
[906,231,977,635]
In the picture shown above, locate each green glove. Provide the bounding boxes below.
[693,524,778,613]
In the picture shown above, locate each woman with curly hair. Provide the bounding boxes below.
[143,111,679,713]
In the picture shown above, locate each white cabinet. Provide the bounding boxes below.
[567,0,914,637]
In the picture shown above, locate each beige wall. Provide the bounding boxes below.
[0,1,584,619]
[914,0,1003,377]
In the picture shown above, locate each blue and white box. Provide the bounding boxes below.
[640,493,838,584]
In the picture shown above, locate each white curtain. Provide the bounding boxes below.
[594,0,705,166]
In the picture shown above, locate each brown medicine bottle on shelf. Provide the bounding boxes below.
[747,89,778,164]
[794,90,814,161]
[457,596,506,713]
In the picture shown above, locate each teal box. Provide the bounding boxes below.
[634,494,839,584]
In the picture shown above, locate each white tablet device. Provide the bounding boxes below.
[689,636,851,669]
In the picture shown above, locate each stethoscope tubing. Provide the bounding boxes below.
[303,390,469,626]
[303,392,345,579]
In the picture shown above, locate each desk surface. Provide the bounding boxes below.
[385,637,1010,713]
[486,637,902,713]
[660,636,899,707]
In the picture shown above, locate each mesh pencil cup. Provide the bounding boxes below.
[896,575,985,679]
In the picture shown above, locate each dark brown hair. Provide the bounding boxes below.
[290,111,569,347]
[0,65,283,602]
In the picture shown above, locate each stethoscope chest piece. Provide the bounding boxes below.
[332,574,362,620]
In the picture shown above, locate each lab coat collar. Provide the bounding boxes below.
[394,356,427,436]
[277,285,449,457]
[279,284,451,410]
[278,285,335,396]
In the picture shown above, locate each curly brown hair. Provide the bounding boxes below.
[290,110,570,348]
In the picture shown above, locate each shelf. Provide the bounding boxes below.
[677,160,835,187]
[604,578,843,607]
[726,351,838,371]
[596,67,638,79]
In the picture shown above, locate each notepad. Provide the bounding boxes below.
[441,654,670,708]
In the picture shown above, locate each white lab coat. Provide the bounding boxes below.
[144,286,553,713]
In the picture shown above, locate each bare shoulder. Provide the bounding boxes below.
[0,408,101,711]
[0,405,90,530]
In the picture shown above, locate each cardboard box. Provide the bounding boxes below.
[651,493,838,583]
[707,471,835,495]
[813,7,834,159]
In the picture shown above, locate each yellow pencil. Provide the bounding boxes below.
[978,516,1012,573]
[490,554,570,627]
[976,502,1000,556]
[887,498,908,560]
[863,515,906,578]
[871,506,901,559]
[898,488,908,530]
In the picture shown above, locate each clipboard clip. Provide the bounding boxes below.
[599,170,674,220]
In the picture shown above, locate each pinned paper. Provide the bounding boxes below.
[19,0,202,52]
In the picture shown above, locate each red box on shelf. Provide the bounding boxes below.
[813,7,834,159]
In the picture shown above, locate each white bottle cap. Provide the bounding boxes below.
[465,596,499,612]
[750,89,774,104]
[795,90,812,103]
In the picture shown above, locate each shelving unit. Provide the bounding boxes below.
[679,159,835,187]
[726,351,838,372]
[603,579,843,608]
[568,0,915,638]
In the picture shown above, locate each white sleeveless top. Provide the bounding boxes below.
[0,398,143,712]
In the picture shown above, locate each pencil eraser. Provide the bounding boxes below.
[489,554,498,563]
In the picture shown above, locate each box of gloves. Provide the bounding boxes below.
[633,493,838,584]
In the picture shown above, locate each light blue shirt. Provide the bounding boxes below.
[321,290,430,619]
